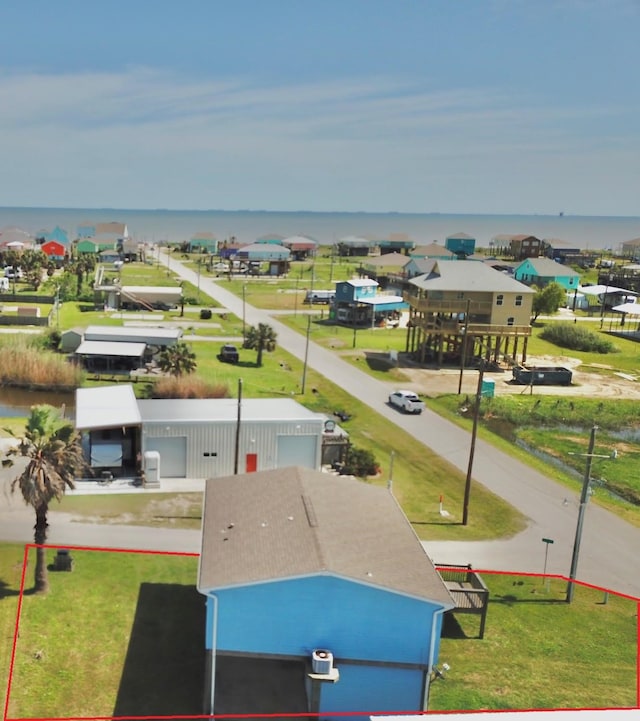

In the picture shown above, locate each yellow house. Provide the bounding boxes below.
[404,261,535,366]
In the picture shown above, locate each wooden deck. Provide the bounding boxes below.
[437,564,490,639]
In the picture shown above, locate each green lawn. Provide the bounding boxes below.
[3,546,202,720]
[1,545,635,717]
[430,574,637,711]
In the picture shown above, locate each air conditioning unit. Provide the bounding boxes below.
[312,649,334,674]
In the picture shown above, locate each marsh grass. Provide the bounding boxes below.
[150,375,230,399]
[0,335,84,389]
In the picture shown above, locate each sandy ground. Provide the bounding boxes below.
[396,354,640,400]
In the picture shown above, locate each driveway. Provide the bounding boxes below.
[160,254,640,599]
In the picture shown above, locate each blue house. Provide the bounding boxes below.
[445,232,476,258]
[514,257,580,291]
[197,466,454,717]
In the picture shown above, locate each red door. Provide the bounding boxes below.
[245,453,257,473]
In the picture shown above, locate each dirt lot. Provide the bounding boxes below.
[398,355,640,400]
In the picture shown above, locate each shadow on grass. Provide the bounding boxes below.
[491,593,567,606]
[442,612,468,639]
[113,582,205,718]
[0,578,36,599]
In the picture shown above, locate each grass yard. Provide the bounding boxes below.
[0,544,26,719]
[2,546,636,717]
[430,573,638,711]
[4,546,202,720]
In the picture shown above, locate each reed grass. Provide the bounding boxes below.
[0,336,84,389]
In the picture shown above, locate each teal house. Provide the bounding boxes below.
[188,232,218,253]
[445,232,476,258]
[514,257,580,290]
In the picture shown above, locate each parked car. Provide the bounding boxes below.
[388,390,426,414]
[219,344,239,364]
[3,266,23,279]
[213,262,230,272]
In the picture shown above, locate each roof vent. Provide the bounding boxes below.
[312,649,333,674]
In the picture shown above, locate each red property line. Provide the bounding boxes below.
[4,547,639,721]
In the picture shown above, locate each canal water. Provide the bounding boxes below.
[0,386,75,419]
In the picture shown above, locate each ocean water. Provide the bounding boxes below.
[0,206,639,252]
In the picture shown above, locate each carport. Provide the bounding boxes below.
[75,340,146,372]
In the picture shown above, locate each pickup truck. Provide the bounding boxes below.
[388,390,426,414]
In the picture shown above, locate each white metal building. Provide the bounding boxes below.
[75,386,325,480]
[138,397,324,478]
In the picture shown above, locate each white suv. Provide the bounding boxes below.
[388,390,426,414]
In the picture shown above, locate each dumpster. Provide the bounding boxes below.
[512,366,572,386]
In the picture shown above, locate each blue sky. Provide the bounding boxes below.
[0,1,638,215]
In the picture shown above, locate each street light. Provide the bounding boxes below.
[566,425,616,603]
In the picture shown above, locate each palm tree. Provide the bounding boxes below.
[4,405,87,593]
[157,342,197,376]
[244,323,277,367]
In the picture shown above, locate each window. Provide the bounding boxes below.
[507,317,515,326]
[496,294,504,306]
[515,295,523,306]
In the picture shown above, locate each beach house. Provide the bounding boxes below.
[404,260,534,366]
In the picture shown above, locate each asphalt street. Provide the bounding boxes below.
[164,254,640,599]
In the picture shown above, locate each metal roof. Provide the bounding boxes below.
[84,325,182,342]
[198,466,454,606]
[138,397,323,423]
[578,285,638,296]
[75,340,146,357]
[75,385,141,430]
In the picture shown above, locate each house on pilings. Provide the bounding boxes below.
[404,261,535,367]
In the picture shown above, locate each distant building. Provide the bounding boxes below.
[445,232,476,258]
[188,232,218,254]
[509,235,541,260]
[337,235,374,257]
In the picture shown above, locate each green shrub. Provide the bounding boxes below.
[540,323,618,353]
[342,446,379,477]
[199,308,212,320]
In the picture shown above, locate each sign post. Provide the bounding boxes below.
[542,537,554,590]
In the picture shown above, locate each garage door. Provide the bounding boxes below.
[277,435,317,469]
[145,437,187,478]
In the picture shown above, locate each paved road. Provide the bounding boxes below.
[162,254,640,599]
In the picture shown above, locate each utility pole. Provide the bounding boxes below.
[457,298,471,395]
[301,315,311,394]
[566,425,597,603]
[462,360,485,526]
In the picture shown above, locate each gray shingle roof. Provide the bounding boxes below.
[519,257,580,277]
[409,260,535,294]
[199,467,453,606]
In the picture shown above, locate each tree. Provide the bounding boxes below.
[244,323,277,367]
[531,282,566,323]
[4,405,87,593]
[157,342,197,376]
